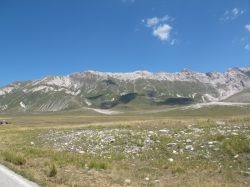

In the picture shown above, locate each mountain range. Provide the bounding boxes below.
[1,67,250,113]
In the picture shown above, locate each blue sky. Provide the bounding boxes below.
[0,0,250,86]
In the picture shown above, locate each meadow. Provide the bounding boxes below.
[0,106,250,186]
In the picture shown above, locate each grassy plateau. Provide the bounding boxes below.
[0,105,250,186]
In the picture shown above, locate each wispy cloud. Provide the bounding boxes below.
[246,24,250,32]
[235,37,250,51]
[122,0,135,3]
[220,8,245,21]
[144,15,172,27]
[243,25,250,50]
[245,44,250,50]
[142,15,176,44]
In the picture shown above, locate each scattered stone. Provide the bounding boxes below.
[185,145,194,151]
[241,171,250,176]
[148,131,154,135]
[216,121,225,125]
[234,154,239,159]
[124,179,131,184]
[159,129,169,134]
[36,122,250,166]
[208,141,213,145]
[173,150,178,154]
[167,143,176,147]
[192,128,203,133]
[145,177,150,181]
[168,158,174,162]
[30,141,35,145]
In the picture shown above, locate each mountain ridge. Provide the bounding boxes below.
[1,66,250,113]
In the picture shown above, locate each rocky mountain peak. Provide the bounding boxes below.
[0,66,250,112]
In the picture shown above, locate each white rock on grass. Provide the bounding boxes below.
[208,141,217,145]
[124,179,131,184]
[173,150,178,154]
[148,131,154,135]
[159,129,169,134]
[241,171,250,175]
[168,158,174,162]
[185,145,194,151]
[234,154,239,159]
[216,121,225,125]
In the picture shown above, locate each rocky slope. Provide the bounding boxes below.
[0,67,250,112]
[225,88,250,103]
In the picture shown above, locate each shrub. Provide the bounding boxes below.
[88,161,107,170]
[221,135,250,156]
[47,164,57,177]
[2,151,26,165]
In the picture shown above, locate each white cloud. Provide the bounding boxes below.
[245,44,250,50]
[245,24,250,32]
[144,15,171,27]
[143,15,172,28]
[122,0,135,3]
[145,17,160,27]
[153,24,172,41]
[221,8,245,21]
[142,15,175,43]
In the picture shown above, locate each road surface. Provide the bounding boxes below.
[0,165,39,187]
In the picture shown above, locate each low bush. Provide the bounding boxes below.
[2,151,26,165]
[47,164,57,177]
